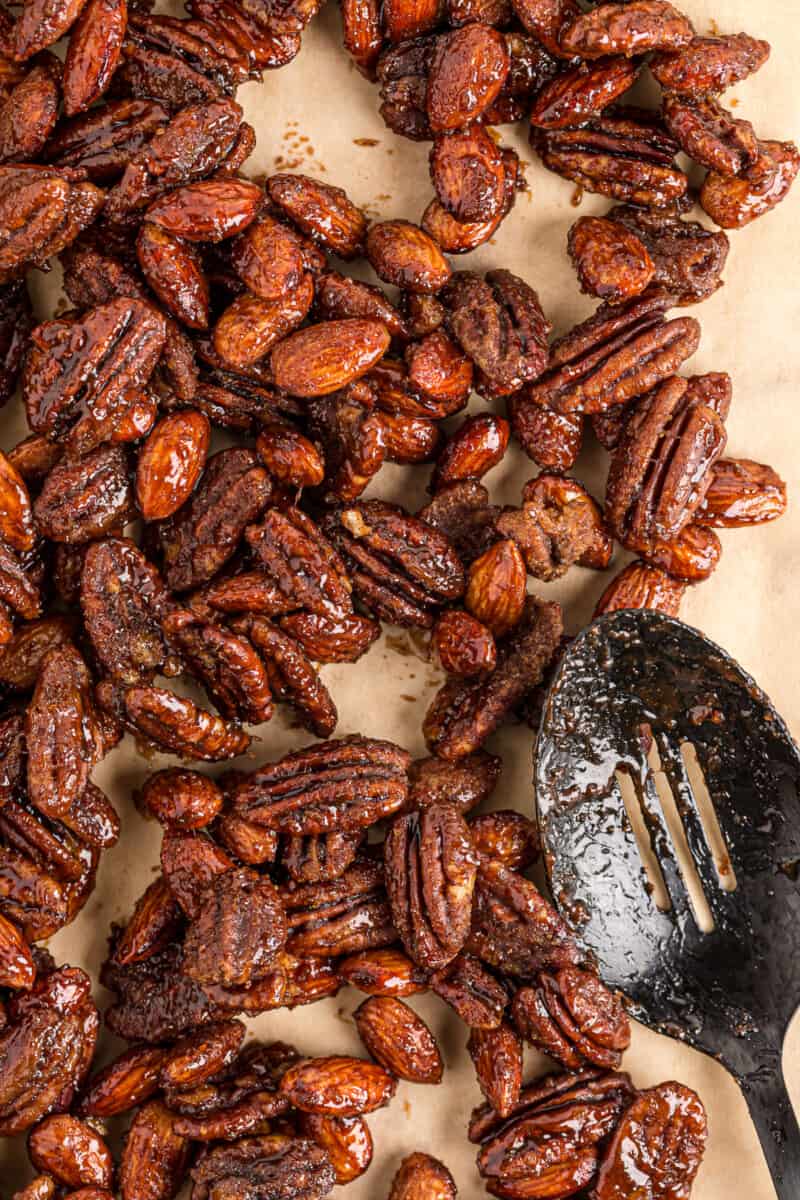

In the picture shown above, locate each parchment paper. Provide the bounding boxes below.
[2,1,800,1192]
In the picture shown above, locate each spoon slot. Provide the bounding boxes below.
[615,766,671,913]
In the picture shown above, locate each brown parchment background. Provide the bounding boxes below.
[2,0,800,1192]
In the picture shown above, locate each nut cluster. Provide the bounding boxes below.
[0,0,793,1195]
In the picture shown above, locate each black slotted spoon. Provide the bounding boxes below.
[534,609,800,1198]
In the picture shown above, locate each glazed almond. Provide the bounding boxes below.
[271,318,390,397]
[367,219,452,293]
[136,409,210,521]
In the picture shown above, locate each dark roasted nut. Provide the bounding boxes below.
[512,966,631,1069]
[532,109,688,208]
[508,395,585,472]
[0,541,42,624]
[378,410,441,465]
[162,608,274,723]
[605,375,727,551]
[465,540,527,636]
[338,947,429,996]
[561,1,693,59]
[136,409,211,521]
[140,768,224,829]
[367,220,452,294]
[443,269,550,397]
[182,867,287,987]
[663,93,757,178]
[0,59,60,164]
[191,1134,336,1200]
[701,139,800,229]
[388,1151,457,1200]
[145,178,262,242]
[119,1099,191,1200]
[256,422,325,489]
[281,860,396,959]
[96,679,251,761]
[78,1045,168,1116]
[214,276,315,368]
[427,24,510,132]
[407,750,501,815]
[697,458,787,528]
[496,474,612,580]
[28,1114,113,1189]
[81,537,177,684]
[300,1113,373,1184]
[246,505,352,617]
[354,996,443,1083]
[530,57,639,130]
[643,522,722,582]
[418,480,501,565]
[467,1023,523,1118]
[280,1055,396,1115]
[278,611,380,665]
[469,856,579,978]
[0,282,34,407]
[323,499,465,628]
[229,213,307,301]
[0,965,98,1135]
[23,298,165,450]
[474,1067,636,1196]
[424,597,563,758]
[594,1082,707,1199]
[33,444,134,544]
[137,221,210,329]
[650,32,770,96]
[384,801,478,970]
[0,911,35,989]
[164,1038,298,1128]
[160,830,235,918]
[567,216,655,304]
[267,172,368,259]
[6,434,62,485]
[272,318,390,397]
[433,609,497,677]
[304,387,387,502]
[606,205,729,306]
[521,292,699,418]
[216,811,279,866]
[432,413,510,492]
[509,0,579,56]
[593,560,686,617]
[283,832,363,884]
[61,0,126,114]
[160,1019,245,1089]
[44,98,170,181]
[11,1180,56,1200]
[316,270,408,339]
[102,942,220,1042]
[430,125,508,223]
[469,810,540,870]
[0,451,35,553]
[159,447,272,592]
[231,735,410,833]
[112,876,184,966]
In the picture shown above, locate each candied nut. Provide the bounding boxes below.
[10,1176,56,1200]
[145,178,262,242]
[701,139,800,229]
[443,269,550,397]
[650,33,770,96]
[530,57,640,130]
[427,24,510,133]
[432,413,510,492]
[388,1151,457,1200]
[354,996,443,1083]
[45,98,170,181]
[532,110,688,209]
[231,614,338,738]
[418,480,501,565]
[256,422,325,489]
[663,93,757,177]
[405,330,473,413]
[697,458,787,528]
[430,125,507,224]
[338,947,429,997]
[496,474,612,580]
[283,832,363,885]
[217,811,279,865]
[281,860,396,959]
[513,966,631,1070]
[231,736,410,833]
[561,1,694,59]
[96,680,251,761]
[606,206,729,306]
[367,220,451,294]
[81,537,177,684]
[229,213,307,301]
[568,216,655,304]
[102,942,220,1043]
[112,876,183,966]
[508,0,579,57]
[162,607,274,724]
[213,276,315,368]
[268,173,368,259]
[137,221,210,329]
[407,751,501,815]
[433,609,497,677]
[594,1082,707,1199]
[183,868,287,987]
[160,830,234,918]
[279,611,380,664]
[0,452,34,553]
[316,270,408,340]
[0,911,35,989]
[280,1055,396,1115]
[469,810,540,870]
[160,1020,245,1089]
[385,801,478,970]
[469,856,579,977]
[271,318,390,397]
[643,523,722,583]
[78,1045,167,1117]
[246,505,352,617]
[136,409,211,521]
[28,1115,114,1189]
[465,540,527,636]
[300,1113,373,1184]
[593,560,686,617]
[140,768,224,829]
[304,388,387,502]
[33,444,135,545]
[119,1100,191,1200]
[191,1135,336,1200]
[381,411,442,465]
[467,1023,523,1118]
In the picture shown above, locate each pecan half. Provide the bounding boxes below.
[182,867,287,987]
[281,860,396,959]
[245,505,352,617]
[96,680,251,761]
[231,614,338,738]
[162,608,274,724]
[512,966,631,1070]
[191,1134,336,1200]
[561,1,693,59]
[496,473,612,580]
[407,750,501,814]
[34,444,135,545]
[606,205,729,306]
[650,32,770,96]
[594,1082,707,1199]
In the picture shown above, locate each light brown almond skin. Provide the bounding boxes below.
[229,214,306,301]
[299,1113,374,1183]
[367,220,452,294]
[136,221,210,330]
[337,947,430,997]
[465,539,527,636]
[118,1100,191,1200]
[593,560,686,617]
[388,1151,458,1200]
[136,409,211,521]
[271,318,391,397]
[433,609,497,677]
[354,996,444,1083]
[267,173,369,259]
[0,911,36,988]
[279,1055,397,1115]
[213,275,315,368]
[426,24,510,133]
[28,1115,114,1189]
[696,458,787,527]
[77,1045,167,1117]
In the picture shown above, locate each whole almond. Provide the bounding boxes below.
[28,1115,114,1188]
[229,213,306,301]
[267,173,369,259]
[139,767,224,829]
[593,560,686,617]
[213,275,314,367]
[388,1152,457,1200]
[300,1113,373,1183]
[406,329,473,408]
[426,24,510,132]
[271,318,390,397]
[145,179,263,242]
[137,221,210,330]
[78,1045,167,1117]
[0,450,35,552]
[366,220,451,293]
[354,996,444,1083]
[433,609,496,677]
[279,1055,397,1115]
[338,947,430,997]
[256,423,325,488]
[432,412,510,491]
[136,409,210,521]
[465,539,527,635]
[118,1100,190,1200]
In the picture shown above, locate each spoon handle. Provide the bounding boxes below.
[742,1066,800,1199]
